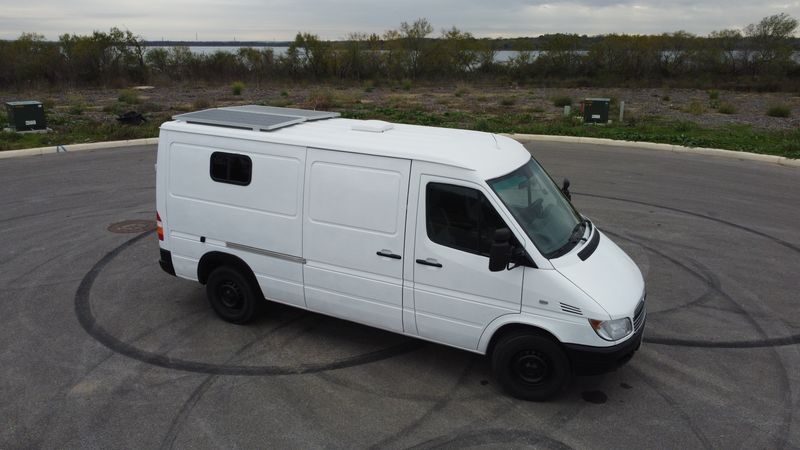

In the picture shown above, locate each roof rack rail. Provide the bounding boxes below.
[172,105,340,132]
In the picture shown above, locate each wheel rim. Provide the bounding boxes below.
[512,350,550,385]
[217,280,244,311]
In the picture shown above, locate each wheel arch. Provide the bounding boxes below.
[479,315,565,356]
[197,251,259,288]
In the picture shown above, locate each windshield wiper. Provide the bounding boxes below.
[568,218,591,245]
[547,218,591,259]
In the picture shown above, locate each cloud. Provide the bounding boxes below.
[0,0,797,40]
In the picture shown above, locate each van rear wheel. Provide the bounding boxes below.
[491,332,570,401]
[206,266,260,324]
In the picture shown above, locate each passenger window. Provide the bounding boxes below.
[426,183,509,256]
[210,152,252,186]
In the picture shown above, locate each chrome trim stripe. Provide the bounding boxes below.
[226,242,306,264]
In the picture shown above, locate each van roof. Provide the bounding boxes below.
[163,106,530,179]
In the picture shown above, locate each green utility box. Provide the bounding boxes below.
[582,98,610,124]
[5,101,47,131]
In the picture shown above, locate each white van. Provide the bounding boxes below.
[156,105,646,400]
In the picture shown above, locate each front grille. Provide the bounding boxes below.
[633,295,646,331]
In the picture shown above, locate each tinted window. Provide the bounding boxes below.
[426,183,508,256]
[210,152,252,186]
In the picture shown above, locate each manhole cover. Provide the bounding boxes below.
[107,220,156,234]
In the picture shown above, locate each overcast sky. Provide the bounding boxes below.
[1,0,798,41]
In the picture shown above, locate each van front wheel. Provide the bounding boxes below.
[492,332,570,401]
[206,266,260,324]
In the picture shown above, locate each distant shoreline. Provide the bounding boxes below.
[143,41,292,47]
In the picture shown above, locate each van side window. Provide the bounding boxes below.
[426,183,508,257]
[210,152,252,186]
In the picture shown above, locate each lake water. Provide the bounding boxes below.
[149,46,800,64]
[149,46,531,63]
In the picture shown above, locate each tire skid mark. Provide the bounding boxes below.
[159,313,310,450]
[628,367,714,450]
[574,192,800,254]
[407,428,574,450]
[74,231,425,376]
[66,185,799,447]
[606,234,794,447]
[368,358,476,450]
[634,352,795,448]
[606,231,800,349]
[69,307,207,395]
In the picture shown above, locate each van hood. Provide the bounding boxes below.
[551,229,644,319]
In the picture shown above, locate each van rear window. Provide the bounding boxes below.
[210,152,252,186]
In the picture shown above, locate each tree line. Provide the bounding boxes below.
[0,14,797,89]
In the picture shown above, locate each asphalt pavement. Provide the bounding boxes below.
[1,142,798,449]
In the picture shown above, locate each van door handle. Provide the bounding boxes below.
[377,250,401,260]
[416,258,442,268]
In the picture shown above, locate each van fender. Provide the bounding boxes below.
[477,313,570,355]
[197,251,258,288]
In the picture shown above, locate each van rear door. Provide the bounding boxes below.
[302,149,411,332]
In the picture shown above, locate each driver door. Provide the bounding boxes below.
[412,176,524,350]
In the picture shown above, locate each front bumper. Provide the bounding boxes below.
[563,319,645,376]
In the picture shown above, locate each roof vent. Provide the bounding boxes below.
[351,120,393,133]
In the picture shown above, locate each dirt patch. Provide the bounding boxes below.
[1,82,798,132]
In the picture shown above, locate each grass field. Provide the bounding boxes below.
[1,83,798,158]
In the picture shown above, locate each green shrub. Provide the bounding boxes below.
[68,103,86,115]
[118,89,140,104]
[363,80,375,93]
[454,85,470,97]
[674,120,698,132]
[192,98,211,110]
[708,90,720,101]
[473,118,490,131]
[171,103,193,112]
[400,79,412,91]
[717,102,736,114]
[661,95,671,102]
[231,81,245,96]
[766,104,791,118]
[280,90,289,97]
[685,100,705,115]
[552,96,572,107]
[500,97,516,106]
[308,88,334,109]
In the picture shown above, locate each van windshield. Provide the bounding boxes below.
[488,158,582,258]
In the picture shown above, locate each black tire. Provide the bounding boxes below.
[206,266,261,324]
[491,332,571,401]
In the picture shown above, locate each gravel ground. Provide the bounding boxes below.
[2,83,799,130]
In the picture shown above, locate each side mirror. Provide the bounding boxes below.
[561,178,571,200]
[489,228,513,272]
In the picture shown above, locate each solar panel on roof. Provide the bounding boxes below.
[226,105,340,121]
[172,105,340,132]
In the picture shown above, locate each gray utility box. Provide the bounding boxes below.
[5,101,47,131]
[582,98,610,124]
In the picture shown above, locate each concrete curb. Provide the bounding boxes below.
[506,133,800,168]
[0,133,797,168]
[0,138,159,160]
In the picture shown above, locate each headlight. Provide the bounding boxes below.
[588,317,632,341]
